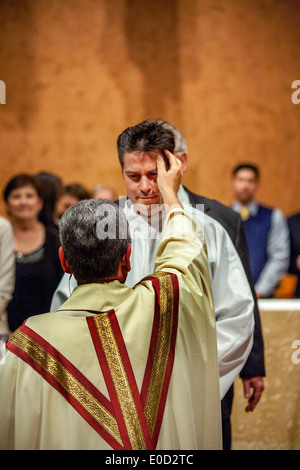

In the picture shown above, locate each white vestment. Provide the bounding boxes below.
[0,208,222,450]
[51,188,254,399]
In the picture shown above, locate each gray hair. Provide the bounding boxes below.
[59,199,131,282]
[160,121,188,157]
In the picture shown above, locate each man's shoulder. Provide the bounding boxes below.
[256,203,274,215]
[184,187,238,217]
[23,311,57,329]
[184,187,241,239]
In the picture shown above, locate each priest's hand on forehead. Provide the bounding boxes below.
[157,150,183,211]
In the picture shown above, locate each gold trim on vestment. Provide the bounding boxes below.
[8,329,122,445]
[142,272,175,435]
[8,270,176,450]
[93,313,147,450]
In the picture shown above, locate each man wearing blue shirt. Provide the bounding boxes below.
[231,163,290,298]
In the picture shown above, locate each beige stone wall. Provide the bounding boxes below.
[0,0,300,216]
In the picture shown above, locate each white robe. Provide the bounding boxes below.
[0,208,222,450]
[51,187,254,399]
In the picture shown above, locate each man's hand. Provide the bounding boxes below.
[157,150,183,211]
[243,376,264,412]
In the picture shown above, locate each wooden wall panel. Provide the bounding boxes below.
[0,0,299,216]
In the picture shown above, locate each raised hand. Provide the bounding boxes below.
[157,150,183,211]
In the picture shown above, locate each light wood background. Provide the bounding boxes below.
[232,304,300,450]
[1,0,300,218]
[0,1,300,448]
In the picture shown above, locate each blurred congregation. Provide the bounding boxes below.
[0,161,300,341]
[0,0,300,452]
[0,172,118,338]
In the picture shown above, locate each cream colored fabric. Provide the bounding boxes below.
[0,216,15,337]
[0,208,222,450]
[52,187,255,399]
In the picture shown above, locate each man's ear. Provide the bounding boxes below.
[124,244,131,272]
[116,244,131,284]
[180,152,188,173]
[58,246,72,274]
[175,151,188,173]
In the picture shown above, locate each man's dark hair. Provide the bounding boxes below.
[117,119,175,167]
[232,163,260,180]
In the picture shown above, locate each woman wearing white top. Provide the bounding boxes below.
[0,215,15,342]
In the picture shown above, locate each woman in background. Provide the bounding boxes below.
[55,182,91,221]
[36,171,64,236]
[3,174,63,332]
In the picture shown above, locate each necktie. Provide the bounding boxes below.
[240,206,250,221]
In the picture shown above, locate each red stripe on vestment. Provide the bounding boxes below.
[87,312,132,449]
[108,310,154,449]
[6,271,179,450]
[139,273,179,448]
[6,323,123,450]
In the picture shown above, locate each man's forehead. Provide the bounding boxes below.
[123,151,161,167]
[235,169,257,179]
